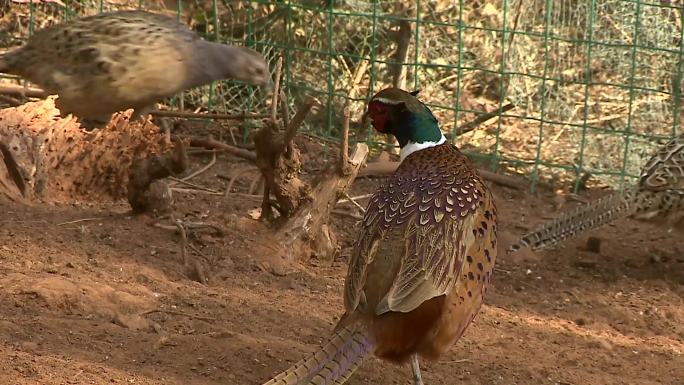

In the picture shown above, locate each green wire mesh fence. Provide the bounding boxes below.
[1,0,683,192]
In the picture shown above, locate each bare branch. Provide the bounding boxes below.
[337,193,373,204]
[174,219,189,266]
[150,110,269,121]
[180,149,217,181]
[446,103,515,138]
[339,106,351,174]
[390,19,412,89]
[279,90,290,129]
[270,57,284,126]
[282,96,319,155]
[188,137,256,162]
[342,191,365,213]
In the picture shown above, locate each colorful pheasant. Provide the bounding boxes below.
[508,133,684,253]
[0,10,270,127]
[259,88,498,385]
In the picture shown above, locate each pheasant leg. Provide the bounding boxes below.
[410,354,424,385]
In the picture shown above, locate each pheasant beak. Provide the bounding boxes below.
[257,78,274,97]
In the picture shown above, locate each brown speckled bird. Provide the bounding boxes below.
[259,88,498,385]
[0,10,270,127]
[508,133,684,253]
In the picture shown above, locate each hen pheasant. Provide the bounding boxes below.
[508,133,684,253]
[259,88,498,385]
[0,10,270,127]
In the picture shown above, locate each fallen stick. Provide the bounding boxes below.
[170,187,223,195]
[188,137,257,161]
[140,309,216,322]
[332,209,364,220]
[180,151,216,181]
[149,110,269,121]
[168,176,220,193]
[445,103,515,138]
[57,217,103,226]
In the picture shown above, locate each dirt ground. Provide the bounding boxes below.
[0,135,683,385]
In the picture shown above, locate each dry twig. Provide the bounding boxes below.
[342,191,366,213]
[150,109,269,121]
[141,309,216,322]
[221,166,260,196]
[283,96,319,155]
[170,187,223,195]
[168,176,219,193]
[332,209,364,220]
[154,220,227,237]
[188,137,256,161]
[446,103,515,138]
[270,57,283,126]
[339,107,351,173]
[164,219,208,284]
[174,220,189,266]
[180,149,217,181]
[337,193,374,204]
[57,217,103,226]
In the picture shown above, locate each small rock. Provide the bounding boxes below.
[575,318,587,326]
[153,335,171,349]
[112,313,155,332]
[20,341,39,352]
[269,264,288,277]
[574,259,597,269]
[585,237,601,253]
[598,340,613,350]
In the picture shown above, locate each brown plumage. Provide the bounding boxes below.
[508,133,684,253]
[260,88,498,385]
[0,10,270,126]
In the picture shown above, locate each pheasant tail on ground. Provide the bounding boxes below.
[508,132,684,253]
[260,324,374,385]
[506,188,641,252]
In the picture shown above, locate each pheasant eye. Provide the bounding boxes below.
[369,103,386,115]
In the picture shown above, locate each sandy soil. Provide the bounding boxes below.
[0,145,682,385]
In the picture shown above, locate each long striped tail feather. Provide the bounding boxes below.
[260,323,374,385]
[507,188,641,253]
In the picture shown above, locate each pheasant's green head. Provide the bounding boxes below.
[363,87,446,162]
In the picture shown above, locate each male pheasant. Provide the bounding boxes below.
[508,133,684,253]
[259,88,498,385]
[0,10,270,127]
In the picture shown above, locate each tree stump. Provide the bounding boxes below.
[0,97,188,212]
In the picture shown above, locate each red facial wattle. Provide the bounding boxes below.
[367,101,389,133]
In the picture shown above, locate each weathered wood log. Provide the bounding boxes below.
[0,97,188,212]
[276,143,369,260]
